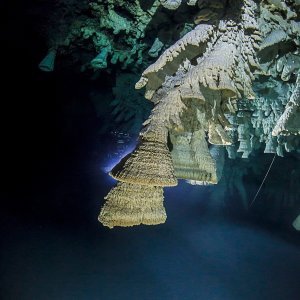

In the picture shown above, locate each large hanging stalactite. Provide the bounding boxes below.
[27,0,300,229]
[99,182,166,228]
[98,0,263,228]
[170,129,219,183]
[135,0,260,151]
[99,119,178,228]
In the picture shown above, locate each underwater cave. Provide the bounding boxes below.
[1,0,300,299]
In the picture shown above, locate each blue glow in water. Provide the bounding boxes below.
[101,131,137,174]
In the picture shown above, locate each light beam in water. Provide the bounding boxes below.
[101,131,137,175]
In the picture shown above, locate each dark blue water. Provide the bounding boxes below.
[2,178,300,299]
[2,117,300,300]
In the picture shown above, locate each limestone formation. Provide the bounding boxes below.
[110,137,177,187]
[160,0,182,10]
[272,74,300,136]
[99,114,177,228]
[99,182,166,228]
[98,0,299,228]
[31,0,300,228]
[170,130,219,184]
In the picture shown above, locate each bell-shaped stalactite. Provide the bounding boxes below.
[99,182,166,228]
[110,126,177,187]
[99,120,177,228]
[110,140,177,186]
[170,130,219,184]
[90,47,111,69]
[38,48,57,72]
[99,0,262,228]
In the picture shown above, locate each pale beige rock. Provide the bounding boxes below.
[99,182,166,228]
[208,122,232,146]
[110,137,177,187]
[142,89,187,131]
[99,0,267,229]
[170,130,219,183]
[272,74,300,136]
[160,0,182,10]
[135,24,215,98]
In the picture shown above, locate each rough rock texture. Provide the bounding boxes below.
[99,0,300,228]
[99,182,166,228]
[110,138,177,186]
[34,0,300,228]
[170,130,219,184]
[35,0,201,72]
[160,0,182,10]
[135,0,260,156]
[99,116,177,228]
[225,78,299,158]
[99,0,265,227]
[272,74,300,136]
